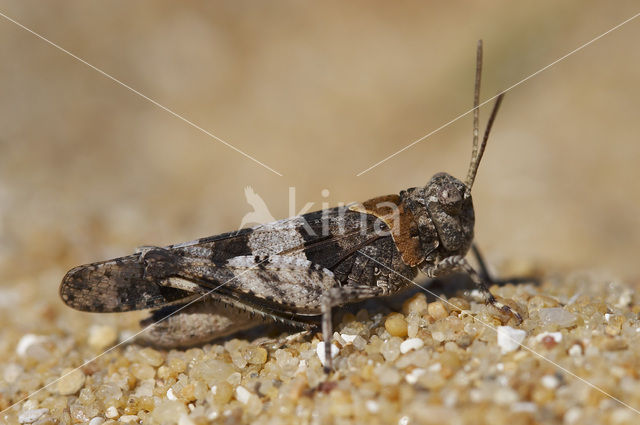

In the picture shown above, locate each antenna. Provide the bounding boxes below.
[465,41,505,192]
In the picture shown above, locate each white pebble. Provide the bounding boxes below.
[341,334,358,344]
[316,342,339,367]
[541,374,560,389]
[365,400,379,413]
[615,291,632,308]
[16,334,47,357]
[428,363,442,372]
[400,338,424,354]
[564,407,582,424]
[535,331,562,343]
[88,417,105,425]
[405,368,426,384]
[398,416,410,425]
[105,406,119,419]
[497,326,526,353]
[568,344,583,357]
[18,408,48,424]
[166,387,177,401]
[119,415,138,423]
[235,386,251,404]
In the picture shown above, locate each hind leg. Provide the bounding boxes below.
[321,285,384,373]
[138,297,261,348]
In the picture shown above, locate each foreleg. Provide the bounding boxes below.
[423,255,522,323]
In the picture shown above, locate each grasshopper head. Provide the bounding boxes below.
[422,83,505,258]
[420,90,504,257]
[423,172,475,254]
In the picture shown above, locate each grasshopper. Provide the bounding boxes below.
[60,41,520,372]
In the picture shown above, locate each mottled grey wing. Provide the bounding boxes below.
[60,255,192,312]
[60,207,387,313]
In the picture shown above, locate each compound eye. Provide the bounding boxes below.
[438,185,462,206]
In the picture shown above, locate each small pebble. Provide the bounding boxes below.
[564,407,582,424]
[402,293,428,315]
[235,386,251,404]
[497,326,526,353]
[341,334,358,344]
[405,368,426,384]
[245,346,268,364]
[384,313,408,337]
[211,382,233,405]
[18,408,49,424]
[166,388,177,401]
[137,347,164,367]
[365,400,380,413]
[535,331,562,349]
[568,344,583,356]
[447,297,470,312]
[119,415,139,423]
[151,400,188,423]
[400,338,424,354]
[105,406,118,419]
[56,369,85,395]
[428,301,449,320]
[538,308,577,327]
[380,337,402,362]
[134,379,155,397]
[541,374,559,389]
[130,363,155,380]
[16,334,47,357]
[352,335,367,350]
[88,325,118,351]
[535,331,562,343]
[88,417,105,425]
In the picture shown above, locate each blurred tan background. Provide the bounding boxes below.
[1,0,639,289]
